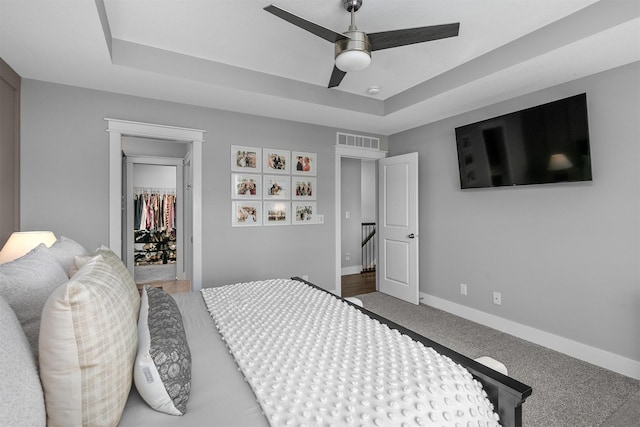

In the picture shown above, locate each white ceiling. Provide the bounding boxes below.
[1,0,638,135]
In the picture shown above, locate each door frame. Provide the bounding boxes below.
[106,119,205,290]
[334,145,387,296]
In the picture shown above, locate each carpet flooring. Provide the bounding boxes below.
[134,263,176,283]
[354,292,640,427]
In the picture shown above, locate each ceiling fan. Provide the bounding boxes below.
[264,0,460,89]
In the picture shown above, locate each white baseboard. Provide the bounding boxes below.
[420,292,640,380]
[341,266,362,276]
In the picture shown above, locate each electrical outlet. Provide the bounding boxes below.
[460,283,468,296]
[345,253,350,261]
[302,275,309,281]
[345,211,350,219]
[493,291,502,305]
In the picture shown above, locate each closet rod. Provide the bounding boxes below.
[133,187,177,194]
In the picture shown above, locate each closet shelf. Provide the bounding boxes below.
[134,229,177,266]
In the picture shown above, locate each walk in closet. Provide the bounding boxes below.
[134,189,177,265]
[132,164,178,283]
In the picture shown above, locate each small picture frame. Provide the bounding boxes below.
[231,145,262,173]
[292,151,316,176]
[292,202,317,225]
[263,149,290,174]
[231,173,260,199]
[232,201,262,227]
[292,177,316,200]
[263,175,290,200]
[263,201,290,226]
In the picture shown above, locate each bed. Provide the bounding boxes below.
[121,277,531,427]
[0,238,531,427]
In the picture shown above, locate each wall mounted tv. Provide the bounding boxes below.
[455,93,592,189]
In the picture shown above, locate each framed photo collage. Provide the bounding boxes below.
[231,145,318,227]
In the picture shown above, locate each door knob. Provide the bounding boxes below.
[408,233,415,239]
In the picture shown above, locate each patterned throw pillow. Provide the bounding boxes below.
[134,286,192,415]
[39,254,139,427]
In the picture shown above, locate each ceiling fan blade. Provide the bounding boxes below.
[328,66,347,88]
[264,4,349,43]
[368,23,460,51]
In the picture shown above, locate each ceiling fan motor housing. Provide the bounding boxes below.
[343,0,362,12]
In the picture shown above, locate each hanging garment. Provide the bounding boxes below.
[134,189,176,233]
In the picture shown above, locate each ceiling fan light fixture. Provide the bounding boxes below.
[336,50,371,72]
[335,30,371,72]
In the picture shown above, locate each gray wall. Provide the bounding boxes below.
[360,160,376,223]
[341,157,362,271]
[20,80,384,290]
[388,62,640,363]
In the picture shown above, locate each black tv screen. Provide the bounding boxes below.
[455,93,592,189]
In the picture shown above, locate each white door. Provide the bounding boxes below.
[378,152,419,304]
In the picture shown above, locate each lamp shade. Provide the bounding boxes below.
[0,231,57,264]
[548,154,573,171]
[335,50,371,72]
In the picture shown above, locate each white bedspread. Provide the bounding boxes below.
[202,279,500,427]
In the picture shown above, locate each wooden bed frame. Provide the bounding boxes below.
[292,277,533,427]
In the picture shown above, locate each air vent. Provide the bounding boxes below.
[336,132,380,151]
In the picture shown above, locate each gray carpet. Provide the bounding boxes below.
[134,264,176,283]
[355,292,640,427]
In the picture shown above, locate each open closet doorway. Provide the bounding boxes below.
[107,118,204,291]
[125,160,181,283]
[122,137,189,284]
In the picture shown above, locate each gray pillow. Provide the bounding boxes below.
[134,286,191,415]
[48,235,89,277]
[0,244,68,356]
[0,294,46,426]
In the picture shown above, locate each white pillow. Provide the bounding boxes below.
[134,286,191,415]
[39,254,139,427]
[0,244,68,356]
[48,236,89,277]
[0,295,46,426]
[72,245,136,288]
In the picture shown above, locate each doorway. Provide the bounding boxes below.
[340,157,377,298]
[334,145,420,305]
[124,159,185,283]
[334,144,386,297]
[107,118,205,290]
[122,137,189,284]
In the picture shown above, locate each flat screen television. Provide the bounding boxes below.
[455,93,592,189]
